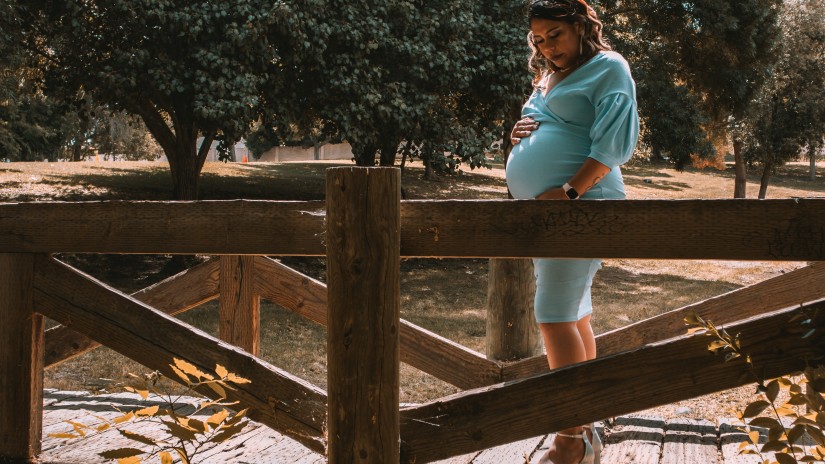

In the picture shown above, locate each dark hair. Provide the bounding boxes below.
[526,0,611,82]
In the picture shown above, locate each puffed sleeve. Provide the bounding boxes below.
[588,91,639,169]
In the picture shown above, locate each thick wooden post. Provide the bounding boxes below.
[219,256,260,355]
[326,167,401,463]
[0,254,43,461]
[486,258,542,361]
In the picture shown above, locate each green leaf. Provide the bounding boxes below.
[775,452,797,464]
[743,400,771,418]
[787,424,806,444]
[749,417,782,430]
[99,448,145,459]
[760,439,788,453]
[766,379,780,403]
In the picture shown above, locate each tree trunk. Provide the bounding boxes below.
[758,162,772,199]
[379,139,398,166]
[353,144,378,166]
[733,137,747,198]
[486,114,541,362]
[810,145,817,181]
[486,258,541,361]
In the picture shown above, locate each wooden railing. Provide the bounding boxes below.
[2,167,825,463]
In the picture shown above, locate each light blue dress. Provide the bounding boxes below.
[505,51,639,323]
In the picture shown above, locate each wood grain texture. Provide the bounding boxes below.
[255,255,501,389]
[220,256,260,355]
[719,419,769,464]
[32,256,327,453]
[326,167,401,464]
[0,253,43,459]
[399,299,825,463]
[660,418,718,464]
[0,200,326,254]
[44,258,220,367]
[601,416,664,464]
[400,199,825,259]
[501,263,825,382]
[3,199,824,259]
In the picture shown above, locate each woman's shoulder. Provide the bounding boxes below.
[590,51,632,75]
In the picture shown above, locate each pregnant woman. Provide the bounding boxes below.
[506,1,639,463]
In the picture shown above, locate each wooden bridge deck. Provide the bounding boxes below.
[40,390,775,464]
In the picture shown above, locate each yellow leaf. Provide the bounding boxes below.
[686,327,704,335]
[738,441,751,450]
[159,451,174,464]
[226,373,251,385]
[173,358,213,381]
[48,432,79,439]
[170,365,193,384]
[136,389,149,400]
[113,411,135,425]
[96,423,111,432]
[749,430,761,444]
[206,410,230,427]
[175,447,190,464]
[205,381,227,399]
[215,364,229,378]
[135,405,159,417]
[117,457,141,464]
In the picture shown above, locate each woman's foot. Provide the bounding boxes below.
[538,429,594,464]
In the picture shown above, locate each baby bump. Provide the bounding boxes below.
[506,127,590,200]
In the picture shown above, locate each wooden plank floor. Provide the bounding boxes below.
[39,390,781,463]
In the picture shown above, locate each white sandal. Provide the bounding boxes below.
[584,423,602,464]
[555,430,595,464]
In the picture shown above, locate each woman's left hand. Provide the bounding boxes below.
[535,187,569,200]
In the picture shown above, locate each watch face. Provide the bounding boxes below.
[565,187,578,199]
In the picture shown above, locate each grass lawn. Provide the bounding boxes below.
[2,157,824,420]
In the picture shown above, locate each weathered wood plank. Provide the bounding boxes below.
[400,199,825,259]
[486,258,541,362]
[661,418,718,464]
[326,167,401,464]
[600,416,664,464]
[219,256,260,354]
[471,435,544,464]
[718,419,769,464]
[501,262,825,382]
[32,256,327,453]
[0,253,43,460]
[3,199,824,259]
[398,299,825,463]
[0,200,326,254]
[44,257,220,367]
[254,255,501,389]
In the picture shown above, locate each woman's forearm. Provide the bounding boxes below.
[567,157,611,196]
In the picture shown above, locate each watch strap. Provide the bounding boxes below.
[562,182,579,200]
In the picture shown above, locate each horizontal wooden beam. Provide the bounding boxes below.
[399,298,825,463]
[2,199,824,260]
[400,199,825,259]
[0,200,326,255]
[44,258,221,368]
[501,262,825,381]
[32,256,327,453]
[254,256,501,389]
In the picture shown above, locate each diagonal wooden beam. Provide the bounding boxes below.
[398,298,825,463]
[254,256,501,389]
[501,262,825,381]
[44,257,221,368]
[33,256,327,453]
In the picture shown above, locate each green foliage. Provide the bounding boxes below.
[686,310,825,464]
[741,0,825,196]
[601,0,782,168]
[48,359,252,464]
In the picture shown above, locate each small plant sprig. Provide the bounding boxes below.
[49,358,251,464]
[685,311,825,464]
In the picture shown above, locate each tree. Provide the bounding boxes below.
[17,0,304,199]
[742,0,825,197]
[601,0,782,185]
[259,0,530,176]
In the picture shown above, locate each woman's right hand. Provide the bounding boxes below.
[510,117,539,145]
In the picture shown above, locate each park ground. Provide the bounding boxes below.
[1,158,823,421]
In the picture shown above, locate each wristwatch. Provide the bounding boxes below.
[562,182,579,200]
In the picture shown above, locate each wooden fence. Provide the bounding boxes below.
[1,167,825,463]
